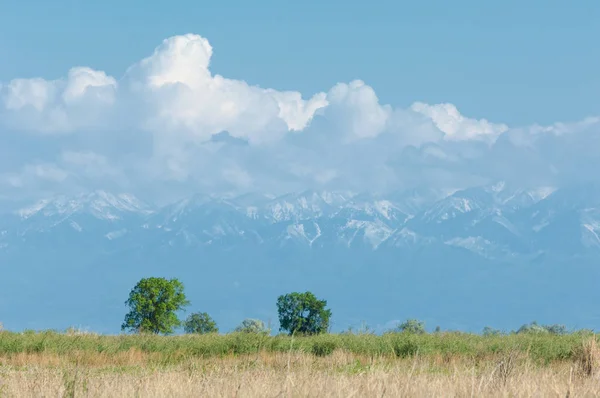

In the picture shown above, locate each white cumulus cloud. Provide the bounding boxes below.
[0,33,598,201]
[410,102,508,142]
[326,80,391,140]
[124,34,328,144]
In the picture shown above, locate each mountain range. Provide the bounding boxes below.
[2,183,600,334]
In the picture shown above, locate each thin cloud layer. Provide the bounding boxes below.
[0,34,599,202]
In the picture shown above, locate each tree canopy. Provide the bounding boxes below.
[276,291,331,335]
[121,277,189,335]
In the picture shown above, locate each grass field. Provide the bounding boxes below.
[1,330,600,397]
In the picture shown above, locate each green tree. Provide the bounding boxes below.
[395,319,426,334]
[276,291,331,335]
[121,277,189,335]
[234,319,270,335]
[184,312,218,334]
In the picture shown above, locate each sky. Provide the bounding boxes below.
[1,0,600,202]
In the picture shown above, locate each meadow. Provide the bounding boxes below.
[1,330,600,397]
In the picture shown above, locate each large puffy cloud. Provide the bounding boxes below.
[0,33,599,202]
[124,34,329,144]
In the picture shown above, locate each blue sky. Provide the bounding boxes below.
[1,0,600,201]
[2,0,599,125]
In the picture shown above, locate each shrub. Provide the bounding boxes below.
[544,324,567,335]
[516,322,549,335]
[392,340,420,358]
[312,340,337,357]
[516,322,567,335]
[184,312,218,334]
[396,319,426,334]
[482,326,503,336]
[234,319,270,335]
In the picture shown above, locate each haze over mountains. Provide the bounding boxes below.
[2,182,600,334]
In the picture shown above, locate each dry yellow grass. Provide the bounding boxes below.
[2,348,600,397]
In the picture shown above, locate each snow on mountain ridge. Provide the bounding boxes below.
[18,199,52,219]
[341,219,395,248]
[9,183,600,260]
[17,191,153,221]
[283,221,322,246]
[527,187,556,202]
[420,196,482,223]
[262,191,353,222]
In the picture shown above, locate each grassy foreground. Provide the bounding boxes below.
[1,331,600,397]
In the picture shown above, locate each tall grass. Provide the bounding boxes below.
[2,331,600,396]
[0,330,596,365]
